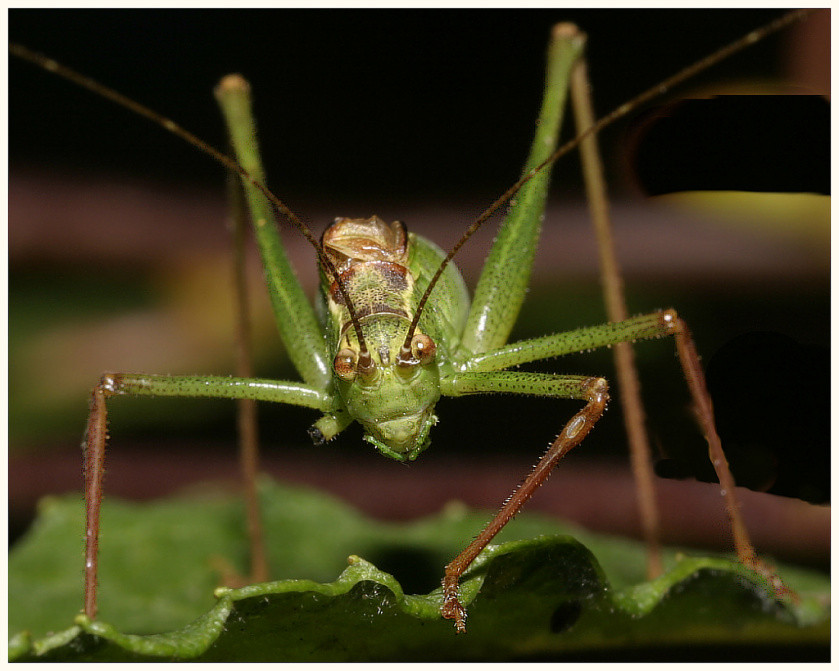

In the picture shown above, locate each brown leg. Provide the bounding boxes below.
[569,54,663,580]
[441,377,609,633]
[227,172,269,585]
[665,312,755,564]
[82,374,117,620]
[665,310,792,598]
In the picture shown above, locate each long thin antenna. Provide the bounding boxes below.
[399,8,813,354]
[9,42,373,368]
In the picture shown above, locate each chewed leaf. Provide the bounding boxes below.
[9,479,829,661]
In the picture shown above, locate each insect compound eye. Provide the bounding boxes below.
[410,333,436,365]
[333,348,358,381]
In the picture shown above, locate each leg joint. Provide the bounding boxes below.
[583,376,609,404]
[658,308,684,335]
[96,372,123,398]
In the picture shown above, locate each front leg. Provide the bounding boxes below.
[82,372,334,621]
[465,309,761,571]
[439,372,608,633]
[441,310,790,632]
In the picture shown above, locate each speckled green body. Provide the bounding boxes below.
[121,28,674,465]
[318,216,469,459]
[210,26,671,461]
[28,15,797,633]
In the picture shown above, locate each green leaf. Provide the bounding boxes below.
[9,479,829,661]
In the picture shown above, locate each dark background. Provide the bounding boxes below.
[10,9,822,202]
[9,9,829,566]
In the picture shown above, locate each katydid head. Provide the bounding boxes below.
[321,216,442,461]
[331,321,440,461]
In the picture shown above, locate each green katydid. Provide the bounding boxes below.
[10,9,813,634]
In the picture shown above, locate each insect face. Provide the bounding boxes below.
[322,216,447,460]
[340,352,440,461]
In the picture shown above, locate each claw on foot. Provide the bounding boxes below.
[442,597,467,633]
[442,576,468,633]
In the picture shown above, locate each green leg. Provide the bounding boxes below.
[461,25,585,354]
[99,373,334,406]
[214,76,331,389]
[442,371,594,400]
[460,310,678,373]
[82,372,335,621]
[82,78,347,623]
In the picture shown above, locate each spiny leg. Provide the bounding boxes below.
[569,46,662,579]
[441,309,790,631]
[470,309,764,569]
[458,24,584,355]
[83,380,108,621]
[80,372,333,621]
[664,312,790,595]
[665,316,756,567]
[440,375,609,633]
[213,76,334,390]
